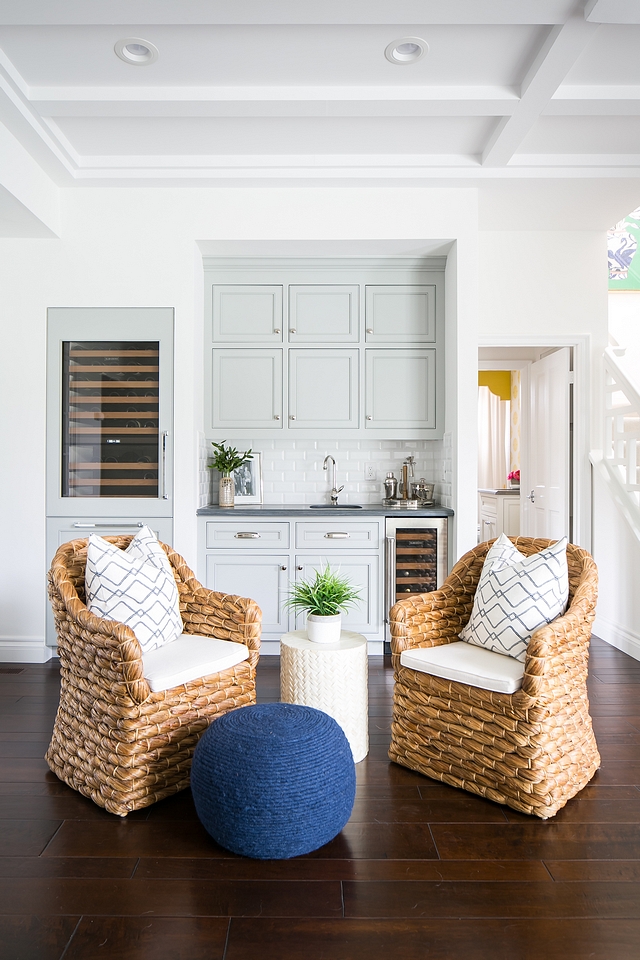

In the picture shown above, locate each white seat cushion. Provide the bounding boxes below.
[459,536,569,663]
[400,641,525,694]
[86,526,183,654]
[142,633,250,692]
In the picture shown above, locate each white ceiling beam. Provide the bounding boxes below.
[0,0,576,27]
[481,13,599,167]
[585,0,640,22]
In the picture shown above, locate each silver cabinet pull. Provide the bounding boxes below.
[274,328,281,334]
[325,532,349,539]
[297,565,303,571]
[281,565,287,571]
[527,490,535,503]
[73,522,144,529]
[161,430,168,500]
[290,328,296,334]
[366,416,373,421]
[367,328,374,334]
[234,532,260,539]
[385,535,396,623]
[274,414,281,420]
[290,414,296,420]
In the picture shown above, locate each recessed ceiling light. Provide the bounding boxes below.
[114,38,159,66]
[384,37,428,65]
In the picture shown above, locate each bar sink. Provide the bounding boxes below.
[309,504,363,509]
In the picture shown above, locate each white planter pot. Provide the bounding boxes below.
[306,613,342,644]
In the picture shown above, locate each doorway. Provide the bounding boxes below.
[478,345,576,544]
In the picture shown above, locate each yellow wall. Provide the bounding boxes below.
[477,370,511,401]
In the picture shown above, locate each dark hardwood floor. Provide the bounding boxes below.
[1,636,640,959]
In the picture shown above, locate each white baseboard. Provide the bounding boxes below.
[593,616,640,663]
[0,638,54,663]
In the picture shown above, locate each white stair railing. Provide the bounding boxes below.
[591,348,640,543]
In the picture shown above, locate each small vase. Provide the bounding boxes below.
[219,475,235,507]
[306,613,342,644]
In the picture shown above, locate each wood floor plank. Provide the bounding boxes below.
[42,819,225,859]
[135,857,551,882]
[430,822,640,860]
[0,857,138,879]
[63,917,229,960]
[349,796,507,823]
[224,917,640,960]
[545,860,640,881]
[0,819,62,857]
[342,879,640,918]
[0,878,343,918]
[0,916,79,960]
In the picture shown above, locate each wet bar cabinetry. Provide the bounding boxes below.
[203,258,445,440]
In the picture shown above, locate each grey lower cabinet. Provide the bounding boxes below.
[199,516,384,645]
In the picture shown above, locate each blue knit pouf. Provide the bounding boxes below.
[190,702,356,860]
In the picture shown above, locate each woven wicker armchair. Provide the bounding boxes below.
[389,537,600,819]
[46,536,261,817]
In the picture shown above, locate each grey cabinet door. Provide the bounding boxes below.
[288,285,359,342]
[205,553,290,636]
[295,553,381,636]
[365,349,436,430]
[288,349,358,429]
[365,285,436,342]
[211,285,283,342]
[211,349,283,429]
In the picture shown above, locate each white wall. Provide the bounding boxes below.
[592,466,640,660]
[0,186,478,660]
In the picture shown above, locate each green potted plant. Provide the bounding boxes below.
[284,563,362,643]
[209,441,252,507]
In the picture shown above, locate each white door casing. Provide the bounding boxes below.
[521,348,571,539]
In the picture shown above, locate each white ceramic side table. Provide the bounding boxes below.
[280,630,369,763]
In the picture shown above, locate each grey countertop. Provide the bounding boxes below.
[478,488,520,496]
[197,503,454,518]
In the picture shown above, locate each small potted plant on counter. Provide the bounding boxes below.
[507,469,520,489]
[209,441,252,507]
[284,563,362,643]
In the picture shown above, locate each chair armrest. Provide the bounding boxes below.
[389,580,476,661]
[47,570,151,705]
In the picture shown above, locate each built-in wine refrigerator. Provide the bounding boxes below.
[384,516,448,649]
[46,307,174,645]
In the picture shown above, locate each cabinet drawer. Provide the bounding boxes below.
[294,520,381,550]
[479,494,497,516]
[205,521,290,549]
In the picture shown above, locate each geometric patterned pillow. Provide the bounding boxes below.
[85,526,183,654]
[459,537,569,663]
[459,534,524,646]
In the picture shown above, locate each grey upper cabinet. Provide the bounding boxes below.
[365,349,437,430]
[203,258,445,439]
[288,349,358,429]
[288,285,359,342]
[211,285,283,342]
[365,285,436,343]
[211,349,283,429]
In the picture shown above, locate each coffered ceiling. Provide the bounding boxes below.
[1,0,640,224]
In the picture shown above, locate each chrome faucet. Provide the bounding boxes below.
[323,455,344,505]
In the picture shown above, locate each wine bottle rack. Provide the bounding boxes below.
[62,341,161,499]
[395,528,438,600]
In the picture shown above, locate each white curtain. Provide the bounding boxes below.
[478,386,510,489]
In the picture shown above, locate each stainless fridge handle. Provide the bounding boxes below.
[385,535,396,624]
[73,522,144,529]
[161,430,168,500]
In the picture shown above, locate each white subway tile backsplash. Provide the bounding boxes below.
[199,437,451,506]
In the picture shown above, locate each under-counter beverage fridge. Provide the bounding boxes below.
[46,307,174,645]
[384,516,448,648]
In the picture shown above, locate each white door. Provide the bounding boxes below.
[521,348,571,539]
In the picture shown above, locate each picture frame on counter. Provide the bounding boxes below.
[234,452,263,503]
